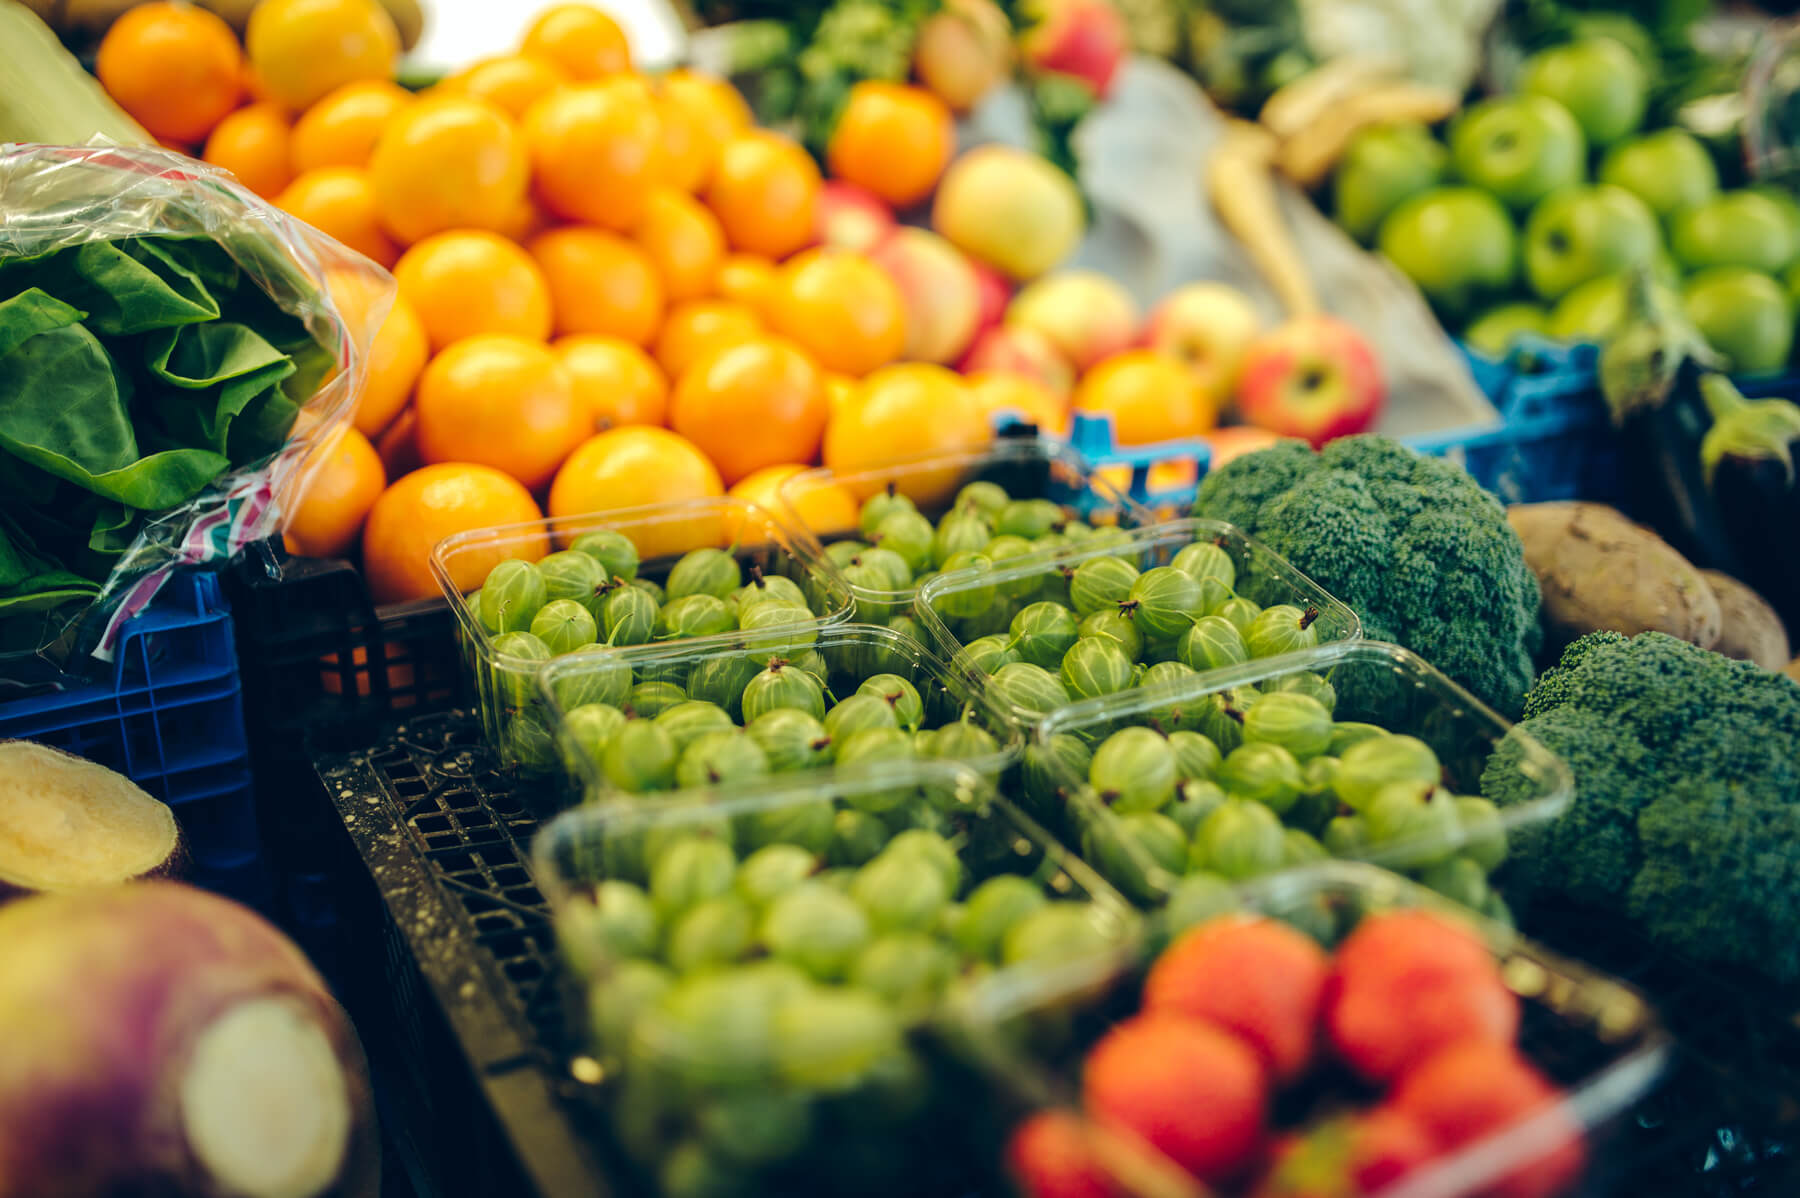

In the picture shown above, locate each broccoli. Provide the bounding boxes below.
[1192,436,1542,716]
[1482,631,1800,983]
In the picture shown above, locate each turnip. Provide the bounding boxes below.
[0,881,379,1198]
[0,741,184,897]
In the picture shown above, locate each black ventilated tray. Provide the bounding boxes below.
[315,709,1800,1198]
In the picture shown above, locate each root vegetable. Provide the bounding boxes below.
[1701,570,1791,670]
[1207,122,1319,319]
[1507,502,1722,651]
[0,741,183,898]
[1274,82,1462,189]
[0,881,379,1198]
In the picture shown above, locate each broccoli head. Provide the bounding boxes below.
[1194,436,1542,716]
[1482,631,1800,982]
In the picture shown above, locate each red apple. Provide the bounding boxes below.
[872,227,982,364]
[969,258,1014,333]
[914,0,1014,114]
[1147,282,1264,412]
[1019,0,1128,100]
[1234,316,1384,447]
[959,324,1075,396]
[813,181,895,254]
[1007,270,1140,373]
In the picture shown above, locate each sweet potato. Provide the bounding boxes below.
[0,741,183,898]
[0,882,379,1198]
[1507,501,1722,651]
[1702,570,1791,670]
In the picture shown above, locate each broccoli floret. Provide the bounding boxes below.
[1194,435,1542,715]
[1483,632,1800,982]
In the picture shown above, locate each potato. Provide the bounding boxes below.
[0,882,379,1198]
[1507,501,1722,651]
[1702,570,1792,670]
[0,741,183,898]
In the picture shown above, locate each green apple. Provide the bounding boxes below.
[1597,129,1719,224]
[1671,191,1797,275]
[1682,267,1794,375]
[1517,37,1648,147]
[1749,185,1800,269]
[1463,302,1550,357]
[1546,273,1679,343]
[1786,260,1800,311]
[1377,187,1518,318]
[1524,184,1661,302]
[1449,95,1585,212]
[1333,121,1449,245]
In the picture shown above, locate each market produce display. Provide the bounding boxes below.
[540,765,1135,1196]
[0,881,379,1198]
[1005,901,1589,1198]
[1192,435,1542,717]
[0,741,182,895]
[1483,630,1800,983]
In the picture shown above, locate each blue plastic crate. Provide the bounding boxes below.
[0,573,266,889]
[1065,411,1213,516]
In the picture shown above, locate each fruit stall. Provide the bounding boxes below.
[2,1,1799,1197]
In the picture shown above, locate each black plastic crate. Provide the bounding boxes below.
[314,709,1800,1198]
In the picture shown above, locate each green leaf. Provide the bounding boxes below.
[143,320,290,390]
[0,238,220,335]
[0,288,84,358]
[0,314,139,476]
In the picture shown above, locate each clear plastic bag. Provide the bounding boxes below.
[0,141,392,670]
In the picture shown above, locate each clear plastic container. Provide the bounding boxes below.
[913,517,1362,729]
[952,861,1670,1198]
[530,760,1143,1198]
[431,497,852,775]
[778,439,1154,623]
[1027,641,1573,909]
[538,621,1019,804]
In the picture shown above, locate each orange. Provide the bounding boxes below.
[633,189,725,302]
[275,167,401,268]
[246,0,400,112]
[660,68,752,138]
[669,336,828,485]
[353,294,429,437]
[705,131,821,260]
[392,230,553,351]
[653,299,762,379]
[527,226,664,345]
[728,463,859,538]
[823,372,857,418]
[826,81,955,208]
[768,248,907,377]
[203,103,294,200]
[498,196,558,243]
[375,406,423,478]
[713,253,780,318]
[368,95,529,245]
[449,54,570,119]
[362,463,546,604]
[522,80,663,230]
[554,335,668,430]
[95,3,243,143]
[969,371,1070,438]
[283,425,386,558]
[519,4,632,80]
[1072,350,1215,445]
[414,335,590,489]
[289,79,412,172]
[548,427,725,557]
[823,363,992,500]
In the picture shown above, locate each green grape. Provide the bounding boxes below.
[1218,741,1304,814]
[737,794,835,856]
[627,680,688,719]
[1068,555,1140,616]
[563,702,627,765]
[1009,602,1080,670]
[1000,901,1115,965]
[769,987,903,1091]
[604,719,678,792]
[656,700,736,753]
[667,547,743,601]
[537,550,608,620]
[857,673,924,731]
[478,559,547,634]
[932,511,993,568]
[741,660,827,722]
[666,895,755,973]
[849,850,951,932]
[824,693,901,742]
[559,879,658,972]
[658,593,735,640]
[859,485,915,534]
[676,729,772,789]
[828,808,888,867]
[1077,607,1143,660]
[602,584,658,645]
[736,844,822,908]
[988,661,1070,716]
[849,934,956,1018]
[586,958,671,1058]
[955,479,1009,515]
[1177,615,1248,672]
[760,882,871,981]
[571,529,639,581]
[748,707,833,772]
[489,631,551,710]
[872,509,934,574]
[1089,726,1178,814]
[953,875,1047,961]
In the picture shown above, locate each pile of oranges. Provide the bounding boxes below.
[93,0,1211,609]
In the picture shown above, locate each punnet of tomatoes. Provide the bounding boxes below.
[62,0,1316,612]
[989,865,1668,1198]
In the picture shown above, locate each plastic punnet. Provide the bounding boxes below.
[431,497,852,775]
[915,517,1361,729]
[953,861,1668,1198]
[1029,641,1573,908]
[531,760,1141,1198]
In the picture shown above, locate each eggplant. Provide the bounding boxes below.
[1700,374,1800,630]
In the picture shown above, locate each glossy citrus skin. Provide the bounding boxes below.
[368,96,529,244]
[548,428,726,556]
[520,4,632,80]
[284,426,386,559]
[705,132,822,260]
[824,363,993,501]
[1073,349,1217,444]
[669,336,829,485]
[413,335,589,490]
[203,103,294,199]
[362,463,546,603]
[529,227,665,345]
[247,0,400,113]
[731,464,859,538]
[554,336,668,431]
[654,299,764,380]
[351,294,429,439]
[392,230,553,351]
[290,80,413,172]
[97,3,243,142]
[768,249,908,378]
[633,189,727,303]
[826,81,956,208]
[523,80,663,230]
[276,167,401,268]
[450,54,570,119]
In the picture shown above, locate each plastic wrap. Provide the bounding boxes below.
[0,142,391,668]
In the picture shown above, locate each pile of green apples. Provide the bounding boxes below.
[1333,34,1800,374]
